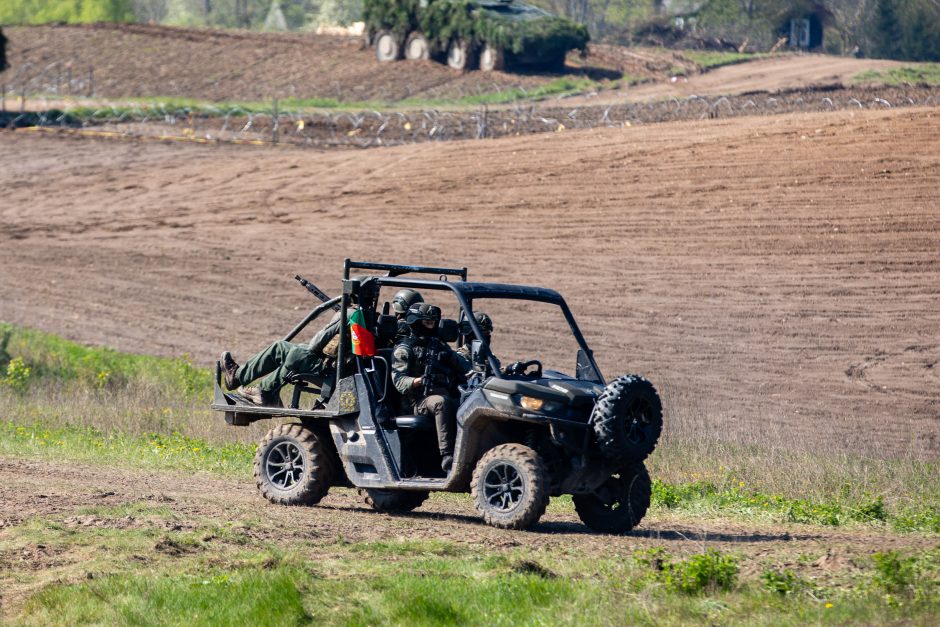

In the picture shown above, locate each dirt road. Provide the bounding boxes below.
[1,106,939,458]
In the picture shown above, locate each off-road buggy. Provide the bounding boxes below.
[212,260,663,532]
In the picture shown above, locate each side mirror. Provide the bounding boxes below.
[470,339,490,371]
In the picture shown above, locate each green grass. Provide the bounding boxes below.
[27,76,607,121]
[682,51,768,71]
[853,63,940,86]
[2,322,940,532]
[7,533,940,625]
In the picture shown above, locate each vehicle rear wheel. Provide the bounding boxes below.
[471,443,548,529]
[573,462,651,533]
[447,39,477,71]
[591,375,663,461]
[359,488,430,512]
[479,44,505,72]
[254,423,333,506]
[375,30,401,62]
[404,32,430,60]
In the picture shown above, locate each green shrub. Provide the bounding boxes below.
[761,568,812,596]
[636,548,738,595]
[2,356,32,393]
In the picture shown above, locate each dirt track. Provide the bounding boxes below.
[1,106,938,457]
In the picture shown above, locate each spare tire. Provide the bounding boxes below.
[591,375,662,461]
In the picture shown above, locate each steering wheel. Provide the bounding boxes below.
[504,360,542,378]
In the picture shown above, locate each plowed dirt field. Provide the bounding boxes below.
[1,106,938,458]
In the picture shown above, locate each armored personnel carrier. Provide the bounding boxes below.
[363,0,589,71]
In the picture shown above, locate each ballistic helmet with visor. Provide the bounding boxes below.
[392,289,424,315]
[405,303,442,325]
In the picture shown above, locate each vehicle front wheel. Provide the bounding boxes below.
[254,423,333,506]
[573,462,651,533]
[359,488,430,512]
[471,443,548,529]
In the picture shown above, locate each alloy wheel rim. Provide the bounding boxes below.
[266,441,305,489]
[483,462,524,511]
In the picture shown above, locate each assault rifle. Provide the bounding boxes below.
[295,275,340,312]
[421,338,451,398]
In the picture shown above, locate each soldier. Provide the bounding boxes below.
[220,282,418,407]
[456,311,500,372]
[391,303,471,473]
[386,288,423,346]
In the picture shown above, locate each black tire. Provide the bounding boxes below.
[446,39,477,71]
[479,44,505,72]
[375,30,401,62]
[573,462,651,533]
[359,488,430,512]
[591,375,663,462]
[254,423,333,506]
[471,443,549,530]
[404,31,430,61]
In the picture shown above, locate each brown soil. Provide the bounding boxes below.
[0,24,906,106]
[1,456,934,558]
[0,23,626,103]
[1,106,938,458]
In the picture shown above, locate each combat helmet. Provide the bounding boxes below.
[392,289,424,315]
[405,303,442,325]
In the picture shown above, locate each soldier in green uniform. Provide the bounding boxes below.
[222,287,422,407]
[456,311,501,374]
[391,303,471,473]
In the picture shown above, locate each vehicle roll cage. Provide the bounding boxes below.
[286,259,604,397]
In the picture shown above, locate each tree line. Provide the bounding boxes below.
[1,0,937,61]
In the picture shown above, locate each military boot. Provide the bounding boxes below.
[220,352,240,390]
[239,386,283,408]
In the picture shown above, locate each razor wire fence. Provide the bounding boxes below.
[2,84,938,149]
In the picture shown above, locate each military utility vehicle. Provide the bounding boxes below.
[213,260,662,532]
[363,0,589,71]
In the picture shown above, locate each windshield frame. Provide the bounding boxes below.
[363,277,605,384]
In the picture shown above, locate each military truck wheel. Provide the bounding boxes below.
[375,30,401,62]
[591,375,662,462]
[471,443,549,530]
[254,423,333,506]
[573,462,651,533]
[447,39,477,71]
[359,488,429,512]
[479,44,505,72]
[404,32,430,60]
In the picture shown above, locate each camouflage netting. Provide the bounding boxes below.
[363,0,589,60]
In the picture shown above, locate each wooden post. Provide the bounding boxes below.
[67,66,72,96]
[272,98,279,144]
[88,67,94,98]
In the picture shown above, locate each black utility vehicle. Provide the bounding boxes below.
[212,260,663,531]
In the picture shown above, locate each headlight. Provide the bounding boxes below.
[519,396,544,411]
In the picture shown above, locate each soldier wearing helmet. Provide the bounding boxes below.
[384,288,424,348]
[457,311,500,373]
[391,303,471,473]
[220,276,371,407]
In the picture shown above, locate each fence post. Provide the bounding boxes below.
[272,98,279,144]
[88,67,94,98]
[67,66,72,96]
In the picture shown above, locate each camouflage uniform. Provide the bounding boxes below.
[456,312,500,373]
[391,332,471,461]
[234,310,348,398]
